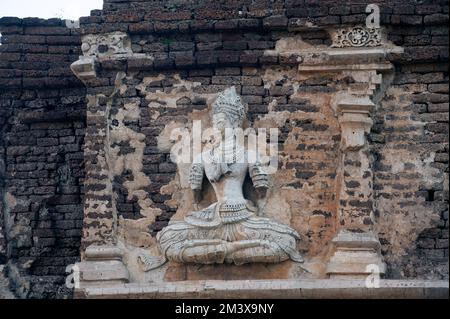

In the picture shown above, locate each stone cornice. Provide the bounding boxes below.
[297,26,404,73]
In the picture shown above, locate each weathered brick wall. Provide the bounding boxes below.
[0,0,448,298]
[104,66,342,256]
[0,101,7,265]
[372,12,449,278]
[0,18,86,298]
[76,0,448,280]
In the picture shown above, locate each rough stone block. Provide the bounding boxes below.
[263,15,288,29]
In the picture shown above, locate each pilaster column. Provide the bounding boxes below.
[296,25,403,278]
[327,92,386,278]
[71,32,143,288]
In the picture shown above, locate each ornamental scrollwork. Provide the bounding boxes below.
[331,26,382,48]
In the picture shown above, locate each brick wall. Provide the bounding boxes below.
[0,0,448,298]
[372,15,449,278]
[0,18,86,298]
[0,98,8,265]
[77,0,448,279]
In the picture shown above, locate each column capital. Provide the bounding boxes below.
[71,31,151,84]
[335,94,375,151]
[297,25,403,69]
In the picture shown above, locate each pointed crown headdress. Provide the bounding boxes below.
[212,86,247,124]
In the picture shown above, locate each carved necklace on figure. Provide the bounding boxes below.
[207,133,245,183]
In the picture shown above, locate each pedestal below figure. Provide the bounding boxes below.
[326,230,386,279]
[76,245,129,289]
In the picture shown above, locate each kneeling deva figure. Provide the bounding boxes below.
[157,87,303,265]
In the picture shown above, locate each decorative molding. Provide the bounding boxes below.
[337,96,374,151]
[71,32,151,83]
[331,26,382,48]
[81,32,133,58]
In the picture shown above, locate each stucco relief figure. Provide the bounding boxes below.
[155,87,304,265]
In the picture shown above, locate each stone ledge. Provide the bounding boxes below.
[76,279,449,299]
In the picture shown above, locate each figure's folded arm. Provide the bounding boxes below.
[249,159,269,196]
[189,162,204,203]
